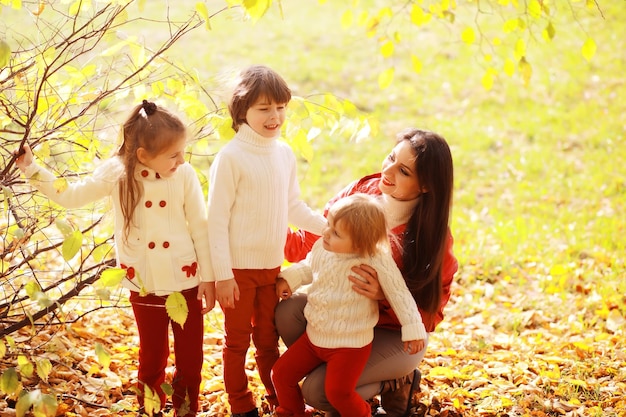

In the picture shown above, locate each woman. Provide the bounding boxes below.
[275,128,458,417]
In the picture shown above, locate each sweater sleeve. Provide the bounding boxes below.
[22,158,120,208]
[278,249,314,292]
[206,152,237,282]
[182,164,214,282]
[376,253,427,342]
[284,148,326,235]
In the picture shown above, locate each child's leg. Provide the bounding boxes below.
[171,287,204,416]
[223,284,257,414]
[324,344,372,417]
[130,291,169,411]
[271,333,322,417]
[251,272,280,406]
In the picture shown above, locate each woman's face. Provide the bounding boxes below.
[379,139,422,201]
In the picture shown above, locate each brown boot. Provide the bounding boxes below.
[375,369,421,417]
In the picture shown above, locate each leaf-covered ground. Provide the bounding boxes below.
[1,255,624,417]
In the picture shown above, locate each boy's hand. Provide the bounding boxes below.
[276,277,292,300]
[13,144,33,171]
[216,278,240,309]
[197,281,215,314]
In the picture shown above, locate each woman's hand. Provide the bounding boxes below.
[13,144,33,172]
[403,339,425,355]
[349,264,385,300]
[276,277,292,300]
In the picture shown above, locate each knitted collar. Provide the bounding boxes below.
[381,193,418,229]
[236,123,279,147]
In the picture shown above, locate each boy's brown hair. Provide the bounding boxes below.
[228,65,292,131]
[328,193,389,257]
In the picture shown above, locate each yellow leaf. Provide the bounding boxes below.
[0,367,19,396]
[0,39,10,68]
[0,340,5,359]
[410,4,432,26]
[55,218,73,237]
[36,359,52,383]
[340,9,353,29]
[581,37,596,62]
[53,177,68,194]
[461,27,476,44]
[18,355,33,378]
[519,57,532,85]
[380,40,394,58]
[514,38,526,61]
[410,54,423,73]
[503,18,518,33]
[504,58,516,76]
[95,343,111,369]
[166,292,189,328]
[377,67,394,90]
[528,0,542,19]
[62,230,83,261]
[242,0,271,22]
[482,70,495,90]
[98,268,127,287]
[543,21,556,41]
[196,2,211,30]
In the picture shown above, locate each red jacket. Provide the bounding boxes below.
[285,173,458,332]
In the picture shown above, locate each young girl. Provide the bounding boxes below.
[14,100,215,417]
[206,65,326,417]
[271,194,426,417]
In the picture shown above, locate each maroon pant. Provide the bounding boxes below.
[223,268,280,413]
[130,287,203,417]
[272,332,372,417]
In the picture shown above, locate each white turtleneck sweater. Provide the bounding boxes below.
[280,239,427,349]
[207,123,326,282]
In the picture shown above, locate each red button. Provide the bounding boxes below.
[148,242,155,249]
[163,241,170,248]
[145,201,152,208]
[156,173,161,179]
[159,200,166,207]
[141,170,149,177]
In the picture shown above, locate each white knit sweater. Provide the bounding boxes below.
[280,240,427,349]
[207,124,326,281]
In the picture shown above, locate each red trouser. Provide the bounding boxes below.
[130,287,203,417]
[272,332,372,417]
[223,268,280,414]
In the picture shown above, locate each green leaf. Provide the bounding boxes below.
[0,39,10,68]
[0,367,19,396]
[98,268,127,287]
[95,343,111,369]
[35,359,52,383]
[62,230,83,261]
[165,292,189,328]
[15,391,33,417]
[581,37,596,62]
[161,382,174,396]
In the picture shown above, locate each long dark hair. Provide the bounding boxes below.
[117,100,186,240]
[400,128,453,313]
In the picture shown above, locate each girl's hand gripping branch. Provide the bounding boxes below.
[13,144,34,172]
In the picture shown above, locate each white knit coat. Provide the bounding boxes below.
[207,123,326,282]
[22,158,213,295]
[280,239,427,349]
